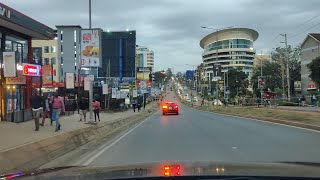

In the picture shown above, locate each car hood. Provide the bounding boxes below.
[3,161,320,179]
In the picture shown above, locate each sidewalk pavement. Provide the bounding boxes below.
[0,104,154,152]
[276,105,319,112]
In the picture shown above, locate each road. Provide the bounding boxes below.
[76,92,320,167]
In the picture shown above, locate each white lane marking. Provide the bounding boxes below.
[191,107,320,133]
[75,112,156,166]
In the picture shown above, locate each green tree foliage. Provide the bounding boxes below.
[227,68,249,99]
[307,56,320,88]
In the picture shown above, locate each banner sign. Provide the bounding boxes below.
[3,52,16,77]
[66,73,75,89]
[116,90,121,99]
[6,70,26,84]
[258,76,266,89]
[133,89,137,98]
[112,88,117,98]
[102,84,108,94]
[84,77,92,91]
[80,29,101,67]
[42,65,53,85]
[22,63,41,76]
[136,67,152,81]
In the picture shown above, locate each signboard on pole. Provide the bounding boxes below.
[3,52,16,77]
[116,90,121,99]
[102,84,108,94]
[80,29,102,67]
[258,76,266,89]
[133,89,137,97]
[66,73,75,89]
[84,77,91,91]
[112,88,117,98]
[42,65,53,85]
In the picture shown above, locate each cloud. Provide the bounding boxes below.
[3,0,320,72]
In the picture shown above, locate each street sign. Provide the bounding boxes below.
[258,76,266,89]
[102,84,108,94]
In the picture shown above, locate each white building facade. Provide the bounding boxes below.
[200,28,259,80]
[136,46,154,71]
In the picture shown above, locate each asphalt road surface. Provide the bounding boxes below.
[78,92,320,167]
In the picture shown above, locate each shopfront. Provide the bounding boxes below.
[0,3,54,122]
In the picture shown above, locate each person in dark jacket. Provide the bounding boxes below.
[78,97,89,122]
[30,90,44,131]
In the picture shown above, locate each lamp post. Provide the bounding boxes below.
[186,64,197,106]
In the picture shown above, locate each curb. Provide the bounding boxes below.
[0,107,157,174]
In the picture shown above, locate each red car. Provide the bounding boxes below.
[162,102,179,115]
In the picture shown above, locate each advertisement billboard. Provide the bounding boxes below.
[80,29,101,67]
[3,52,16,77]
[22,63,41,76]
[32,47,42,65]
[6,70,26,85]
[42,65,52,85]
[136,67,152,81]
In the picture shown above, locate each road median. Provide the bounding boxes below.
[0,104,157,174]
[182,101,320,131]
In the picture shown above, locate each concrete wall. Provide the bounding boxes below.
[301,36,320,95]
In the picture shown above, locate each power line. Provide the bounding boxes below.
[289,21,320,39]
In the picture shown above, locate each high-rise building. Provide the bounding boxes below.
[300,33,320,94]
[200,28,259,80]
[98,31,136,83]
[136,46,154,70]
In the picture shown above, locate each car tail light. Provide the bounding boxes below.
[163,164,181,176]
[174,105,178,109]
[162,105,168,109]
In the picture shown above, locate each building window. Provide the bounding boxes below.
[51,46,56,53]
[61,57,64,64]
[61,45,63,53]
[51,57,56,64]
[44,46,49,53]
[60,30,63,41]
[44,58,49,65]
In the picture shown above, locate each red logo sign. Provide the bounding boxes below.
[22,63,41,76]
[307,84,317,89]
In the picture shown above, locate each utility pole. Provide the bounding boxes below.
[89,0,92,29]
[260,50,263,104]
[281,33,290,101]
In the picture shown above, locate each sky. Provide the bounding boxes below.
[3,0,320,72]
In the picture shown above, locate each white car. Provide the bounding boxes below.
[186,98,192,102]
[193,97,198,102]
[213,99,222,106]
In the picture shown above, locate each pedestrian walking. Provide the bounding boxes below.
[132,99,137,112]
[51,93,65,132]
[301,95,306,107]
[30,90,44,131]
[41,95,52,126]
[201,98,204,106]
[137,103,141,112]
[78,97,89,122]
[92,99,101,122]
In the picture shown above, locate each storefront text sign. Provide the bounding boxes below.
[22,63,41,76]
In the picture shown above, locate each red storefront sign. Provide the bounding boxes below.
[307,84,317,89]
[22,63,41,76]
[32,82,64,88]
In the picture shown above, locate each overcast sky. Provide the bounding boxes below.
[3,0,320,72]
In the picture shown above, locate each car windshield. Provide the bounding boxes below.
[1,0,320,179]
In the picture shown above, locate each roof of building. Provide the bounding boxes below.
[0,3,54,40]
[301,33,320,48]
[200,28,259,48]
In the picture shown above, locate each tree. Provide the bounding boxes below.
[307,56,320,88]
[270,45,301,95]
[154,71,166,85]
[251,60,282,92]
[227,68,249,99]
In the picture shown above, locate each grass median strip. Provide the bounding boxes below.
[183,102,320,127]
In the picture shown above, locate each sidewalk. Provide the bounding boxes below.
[276,105,319,112]
[0,105,154,152]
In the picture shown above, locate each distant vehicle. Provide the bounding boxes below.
[186,98,192,102]
[213,99,222,106]
[193,97,198,102]
[162,102,179,115]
